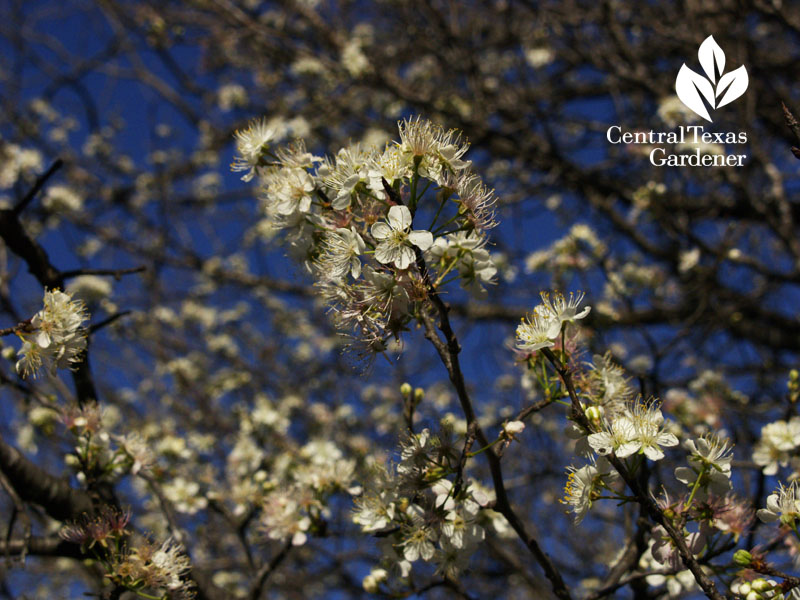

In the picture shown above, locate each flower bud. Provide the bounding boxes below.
[29,406,56,428]
[503,420,525,438]
[400,383,412,397]
[732,549,752,567]
[413,388,424,404]
[362,568,388,593]
[751,578,771,592]
[585,405,604,426]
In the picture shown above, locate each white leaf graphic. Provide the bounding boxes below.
[675,64,715,122]
[715,65,748,108]
[698,35,725,83]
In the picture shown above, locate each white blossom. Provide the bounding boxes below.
[263,166,315,216]
[588,401,678,461]
[43,185,83,213]
[371,205,433,270]
[16,289,89,378]
[66,275,112,303]
[232,118,277,181]
[401,504,436,562]
[163,476,208,515]
[753,418,800,475]
[516,308,558,353]
[502,420,525,438]
[758,481,800,525]
[538,291,591,325]
[316,227,366,280]
[560,459,616,524]
[674,435,733,498]
[320,145,370,210]
[150,538,192,591]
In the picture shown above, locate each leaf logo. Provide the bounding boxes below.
[675,36,748,122]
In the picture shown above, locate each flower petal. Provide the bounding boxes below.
[674,466,695,485]
[757,508,780,523]
[374,243,396,265]
[388,205,411,231]
[371,222,392,240]
[643,445,665,461]
[587,432,612,454]
[394,246,414,270]
[616,441,641,458]
[657,433,679,448]
[408,230,433,251]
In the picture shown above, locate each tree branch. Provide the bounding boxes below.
[0,433,93,522]
[415,248,572,600]
[12,159,63,216]
[541,349,726,600]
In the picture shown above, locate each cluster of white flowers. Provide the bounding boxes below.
[42,184,83,213]
[586,399,679,461]
[148,538,193,593]
[260,485,316,547]
[60,507,193,598]
[638,541,697,598]
[255,436,356,546]
[753,417,800,475]
[236,116,499,354]
[516,291,591,353]
[353,429,490,585]
[16,289,89,378]
[731,578,796,600]
[525,223,606,274]
[66,274,113,303]
[0,141,43,189]
[209,400,359,548]
[162,476,208,515]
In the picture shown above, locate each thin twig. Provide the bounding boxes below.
[248,541,292,600]
[782,102,800,160]
[0,320,32,337]
[452,422,477,498]
[13,159,63,215]
[0,469,31,565]
[61,266,146,280]
[88,311,132,335]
